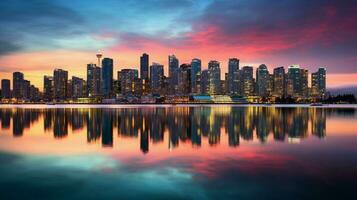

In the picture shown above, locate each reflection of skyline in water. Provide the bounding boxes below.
[0,107,354,153]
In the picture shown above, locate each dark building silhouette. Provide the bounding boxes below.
[101,58,114,97]
[190,58,201,94]
[140,53,149,80]
[227,58,239,94]
[13,72,24,99]
[53,69,68,100]
[1,79,11,99]
[87,63,101,97]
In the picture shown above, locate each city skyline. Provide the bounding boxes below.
[0,0,356,88]
[1,53,330,104]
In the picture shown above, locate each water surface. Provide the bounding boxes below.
[0,105,356,199]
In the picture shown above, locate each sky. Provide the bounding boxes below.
[0,0,356,89]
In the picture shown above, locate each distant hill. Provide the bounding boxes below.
[328,86,357,96]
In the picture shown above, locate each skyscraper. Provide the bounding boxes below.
[228,58,239,94]
[200,70,209,94]
[208,60,221,95]
[101,57,113,97]
[242,66,254,96]
[301,69,309,97]
[178,64,191,94]
[256,64,270,97]
[116,71,122,95]
[43,76,54,101]
[120,69,138,95]
[190,58,201,93]
[13,72,24,99]
[140,53,149,80]
[67,79,73,98]
[29,85,40,101]
[87,63,101,97]
[150,63,164,94]
[311,67,326,98]
[168,55,179,93]
[287,65,302,97]
[53,69,68,100]
[72,76,86,98]
[273,67,285,97]
[22,80,31,99]
[1,79,11,99]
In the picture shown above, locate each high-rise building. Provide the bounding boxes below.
[29,85,40,101]
[53,69,68,100]
[190,58,201,93]
[311,67,326,98]
[116,71,122,95]
[101,58,113,97]
[43,76,54,101]
[72,76,86,98]
[256,64,270,97]
[1,79,11,99]
[301,69,309,97]
[200,70,209,94]
[22,80,31,99]
[87,63,101,97]
[150,63,164,94]
[168,55,179,93]
[287,65,302,97]
[120,69,138,95]
[113,80,120,96]
[13,72,24,99]
[228,58,239,94]
[273,67,285,97]
[67,79,73,98]
[178,64,191,94]
[140,53,149,80]
[242,66,254,96]
[133,78,143,95]
[208,60,221,95]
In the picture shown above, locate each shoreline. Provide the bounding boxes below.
[0,103,356,108]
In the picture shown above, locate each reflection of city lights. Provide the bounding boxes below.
[0,106,332,152]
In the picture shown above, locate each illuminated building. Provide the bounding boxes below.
[53,69,68,100]
[178,64,191,94]
[311,67,326,98]
[256,64,270,97]
[168,54,179,93]
[87,63,101,97]
[200,70,209,94]
[150,63,164,94]
[228,58,239,94]
[287,65,302,97]
[190,58,201,93]
[120,69,138,95]
[301,69,309,97]
[273,67,285,97]
[72,76,86,98]
[133,78,143,95]
[208,60,221,95]
[241,66,254,96]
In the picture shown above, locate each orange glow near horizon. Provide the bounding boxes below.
[0,49,356,90]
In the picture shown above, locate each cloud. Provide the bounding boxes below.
[0,0,356,74]
[0,0,88,55]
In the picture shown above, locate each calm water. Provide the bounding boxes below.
[0,105,356,199]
